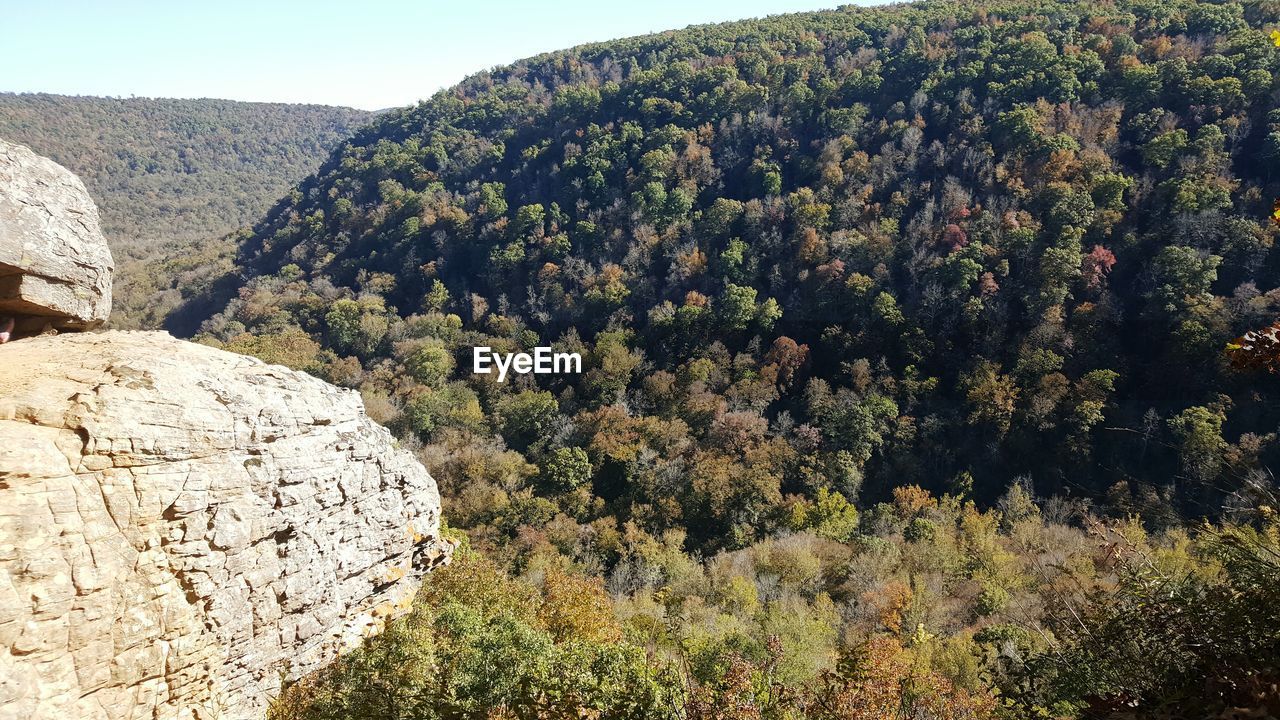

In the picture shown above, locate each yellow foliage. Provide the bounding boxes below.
[893,484,937,518]
[538,567,624,644]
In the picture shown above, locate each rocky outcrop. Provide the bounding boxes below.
[0,138,113,332]
[0,331,451,720]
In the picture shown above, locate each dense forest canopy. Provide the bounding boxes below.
[175,0,1280,715]
[202,0,1279,531]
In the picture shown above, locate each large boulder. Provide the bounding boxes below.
[0,138,114,332]
[0,331,452,720]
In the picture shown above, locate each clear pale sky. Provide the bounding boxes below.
[1,0,851,111]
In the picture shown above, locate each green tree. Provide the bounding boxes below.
[497,390,560,454]
[540,446,592,491]
[404,340,454,387]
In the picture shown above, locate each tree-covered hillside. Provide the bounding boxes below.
[0,93,372,248]
[201,0,1279,528]
[0,93,373,327]
[187,0,1280,715]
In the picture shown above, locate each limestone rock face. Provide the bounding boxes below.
[0,331,451,720]
[0,138,114,331]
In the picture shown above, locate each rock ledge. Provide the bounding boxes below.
[0,331,451,720]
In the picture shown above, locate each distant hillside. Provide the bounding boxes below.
[0,93,373,249]
[0,93,374,327]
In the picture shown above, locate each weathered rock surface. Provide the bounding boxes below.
[0,331,451,720]
[0,138,114,331]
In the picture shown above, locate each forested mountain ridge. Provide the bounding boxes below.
[181,1,1280,715]
[0,93,373,328]
[202,0,1278,527]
